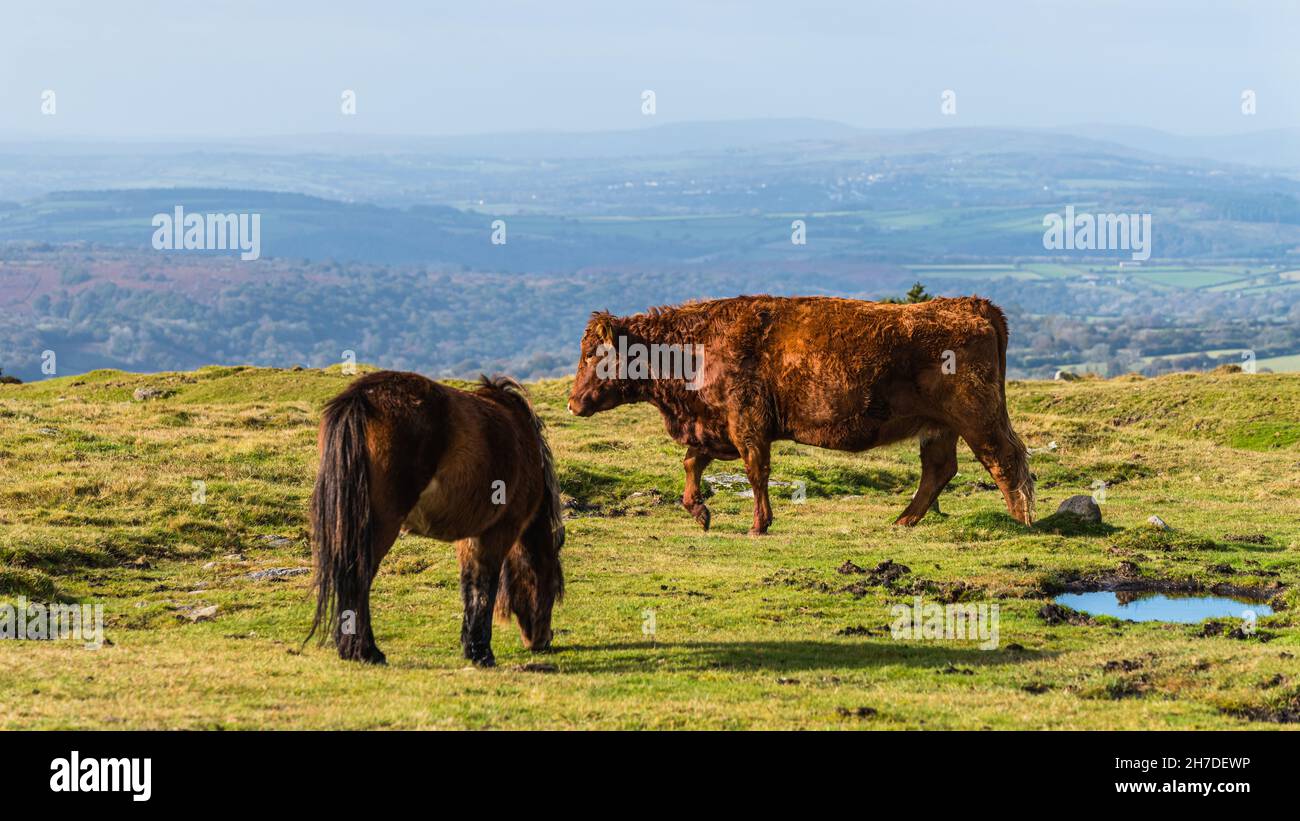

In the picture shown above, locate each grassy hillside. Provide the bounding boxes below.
[1,366,1297,729]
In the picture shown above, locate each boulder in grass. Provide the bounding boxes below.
[132,386,170,401]
[1055,494,1102,524]
[248,567,310,582]
[182,605,218,623]
[1147,515,1170,531]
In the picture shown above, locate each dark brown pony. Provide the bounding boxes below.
[308,371,564,667]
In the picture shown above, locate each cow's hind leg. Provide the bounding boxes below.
[894,427,958,527]
[957,419,1034,525]
[682,446,713,530]
[740,441,773,535]
[457,526,515,668]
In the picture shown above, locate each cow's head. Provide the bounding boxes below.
[568,311,632,416]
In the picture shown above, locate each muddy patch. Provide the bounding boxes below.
[836,624,888,637]
[1044,567,1284,602]
[1038,602,1095,626]
[1220,691,1300,724]
[1198,620,1276,641]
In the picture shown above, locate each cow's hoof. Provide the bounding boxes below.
[691,504,711,531]
[893,515,921,527]
[748,527,770,536]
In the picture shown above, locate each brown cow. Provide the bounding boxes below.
[567,295,1033,534]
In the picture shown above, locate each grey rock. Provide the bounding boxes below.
[183,605,218,622]
[248,567,310,581]
[132,387,166,401]
[1055,494,1102,523]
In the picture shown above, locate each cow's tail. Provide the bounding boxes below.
[971,297,1034,523]
[306,388,377,660]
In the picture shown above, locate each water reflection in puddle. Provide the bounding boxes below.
[1054,591,1272,623]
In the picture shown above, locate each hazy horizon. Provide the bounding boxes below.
[3,0,1297,140]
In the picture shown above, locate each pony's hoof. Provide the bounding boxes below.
[525,630,553,653]
[747,527,769,536]
[340,648,386,665]
[470,653,496,669]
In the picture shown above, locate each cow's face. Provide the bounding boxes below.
[568,312,627,416]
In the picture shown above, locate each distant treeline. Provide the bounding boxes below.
[3,248,1298,382]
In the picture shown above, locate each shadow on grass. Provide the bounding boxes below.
[548,639,1057,674]
[1032,512,1119,537]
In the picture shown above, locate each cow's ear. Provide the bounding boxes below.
[589,311,616,345]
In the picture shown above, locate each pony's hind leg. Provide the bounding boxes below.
[336,517,401,664]
[457,526,516,667]
[894,427,958,527]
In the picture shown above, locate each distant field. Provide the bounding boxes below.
[1,367,1297,729]
[902,263,1289,291]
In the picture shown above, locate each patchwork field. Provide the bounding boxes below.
[0,367,1297,729]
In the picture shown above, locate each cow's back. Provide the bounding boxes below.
[696,295,1001,450]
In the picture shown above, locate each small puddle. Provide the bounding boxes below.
[1054,591,1272,623]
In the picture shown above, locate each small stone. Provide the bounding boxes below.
[184,605,218,622]
[247,567,311,581]
[132,387,166,401]
[1055,494,1101,523]
[1147,515,1169,530]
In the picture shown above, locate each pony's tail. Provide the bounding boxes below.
[537,417,566,600]
[483,376,565,644]
[306,389,378,661]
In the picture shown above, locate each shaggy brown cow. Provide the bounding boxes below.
[567,295,1033,534]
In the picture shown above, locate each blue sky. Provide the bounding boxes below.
[2,0,1297,138]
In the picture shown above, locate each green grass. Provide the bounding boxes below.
[0,367,1297,729]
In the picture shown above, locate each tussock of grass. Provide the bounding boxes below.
[1110,527,1218,553]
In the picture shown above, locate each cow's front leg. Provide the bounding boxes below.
[682,446,713,530]
[740,441,773,535]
